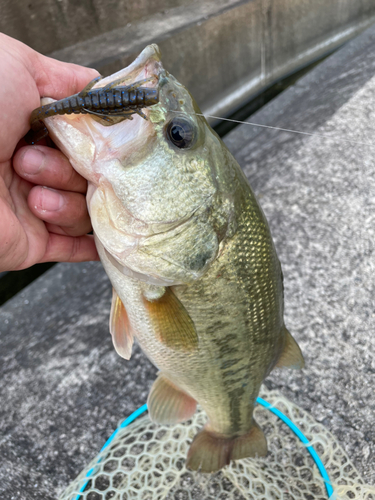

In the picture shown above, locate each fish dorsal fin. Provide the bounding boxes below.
[148,373,197,425]
[109,288,134,360]
[276,327,305,369]
[143,287,198,352]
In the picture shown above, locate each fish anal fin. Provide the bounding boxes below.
[186,420,267,473]
[109,288,134,360]
[143,287,198,352]
[147,374,197,425]
[276,327,305,370]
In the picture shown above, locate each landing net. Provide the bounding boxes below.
[59,386,375,500]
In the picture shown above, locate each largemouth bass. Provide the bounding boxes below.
[40,45,304,472]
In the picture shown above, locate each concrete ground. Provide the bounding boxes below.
[1,22,375,500]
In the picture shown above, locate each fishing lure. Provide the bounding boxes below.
[25,75,159,144]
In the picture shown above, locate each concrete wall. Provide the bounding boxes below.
[1,0,194,54]
[2,0,375,117]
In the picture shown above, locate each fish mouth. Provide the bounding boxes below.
[42,45,163,181]
[93,180,213,240]
[104,248,178,286]
[103,191,214,239]
[94,44,163,90]
[99,193,215,286]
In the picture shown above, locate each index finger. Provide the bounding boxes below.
[2,34,99,100]
[32,51,100,101]
[13,145,87,194]
[0,34,99,161]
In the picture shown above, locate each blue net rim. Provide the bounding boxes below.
[76,397,334,499]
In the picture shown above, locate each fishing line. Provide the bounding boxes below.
[169,110,374,148]
[74,399,334,500]
[198,113,374,147]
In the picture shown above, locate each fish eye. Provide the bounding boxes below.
[165,116,197,149]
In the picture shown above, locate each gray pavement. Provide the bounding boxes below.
[1,23,375,499]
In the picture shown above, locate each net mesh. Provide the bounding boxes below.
[59,386,375,500]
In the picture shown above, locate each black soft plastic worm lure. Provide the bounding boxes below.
[25,75,159,144]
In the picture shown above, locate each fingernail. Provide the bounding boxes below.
[40,187,64,211]
[22,148,45,175]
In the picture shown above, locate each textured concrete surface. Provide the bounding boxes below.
[1,21,375,500]
[1,0,195,54]
[3,0,374,60]
[3,1,375,123]
[48,0,375,121]
[0,262,154,500]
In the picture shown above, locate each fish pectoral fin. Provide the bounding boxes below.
[275,327,305,370]
[142,287,198,352]
[109,288,134,360]
[147,374,197,425]
[186,420,267,473]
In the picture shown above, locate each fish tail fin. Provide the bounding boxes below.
[186,420,267,473]
[231,420,267,460]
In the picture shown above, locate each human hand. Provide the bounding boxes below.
[0,33,100,272]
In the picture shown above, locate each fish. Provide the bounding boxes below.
[39,44,304,473]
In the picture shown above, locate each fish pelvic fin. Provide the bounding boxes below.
[275,326,305,370]
[147,373,197,425]
[109,288,134,360]
[186,420,267,473]
[142,287,198,352]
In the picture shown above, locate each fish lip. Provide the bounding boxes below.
[142,192,215,235]
[103,190,215,238]
[101,193,215,284]
[104,248,179,286]
[93,44,163,91]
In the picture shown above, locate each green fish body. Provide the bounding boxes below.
[41,44,304,472]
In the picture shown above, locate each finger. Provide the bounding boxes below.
[33,51,100,100]
[0,34,99,155]
[14,145,87,194]
[3,32,100,99]
[0,197,28,272]
[28,185,92,237]
[44,223,81,236]
[39,233,99,263]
